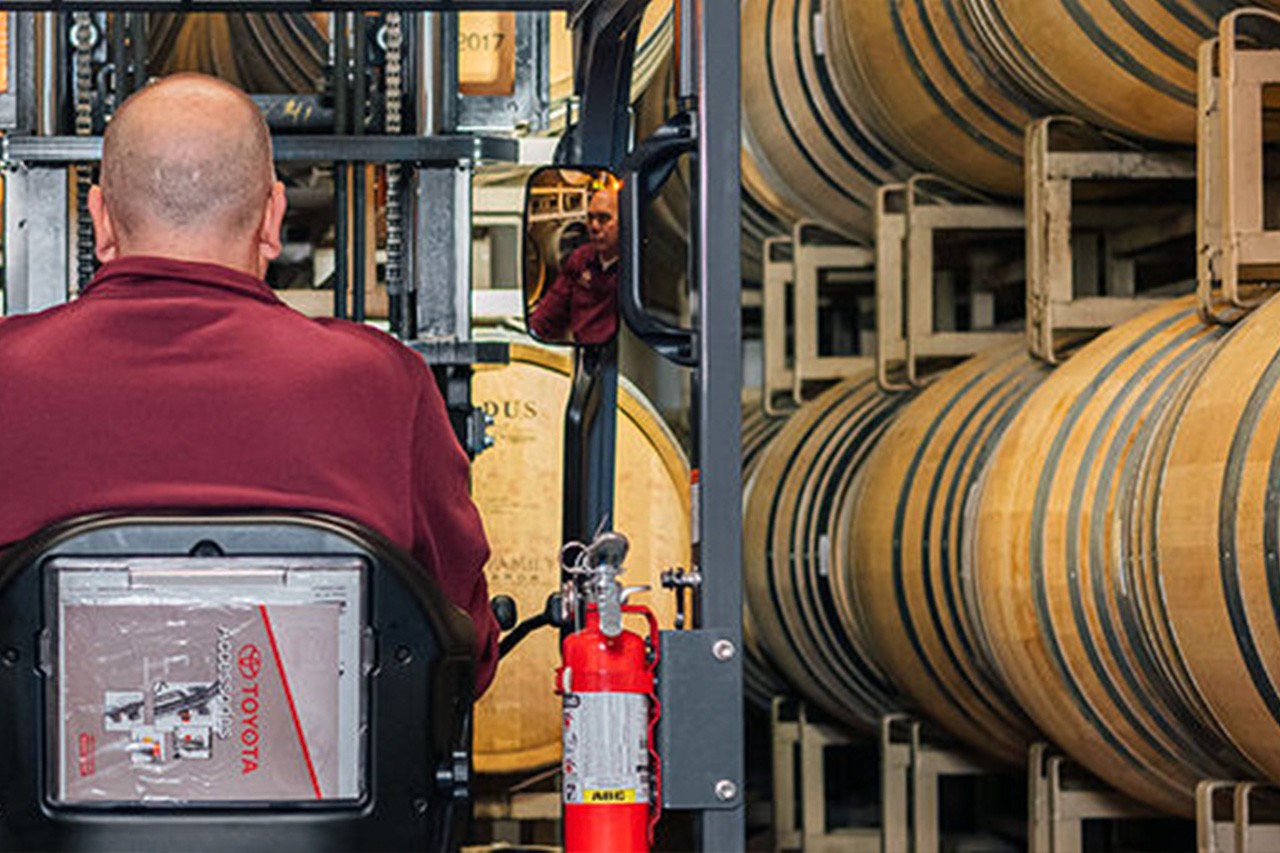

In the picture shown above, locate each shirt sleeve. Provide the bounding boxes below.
[528,256,576,341]
[408,360,500,695]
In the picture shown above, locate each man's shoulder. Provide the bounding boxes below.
[567,243,599,267]
[310,317,425,379]
[0,300,90,347]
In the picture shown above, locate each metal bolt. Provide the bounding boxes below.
[69,20,97,50]
[1,647,17,666]
[712,639,736,661]
[412,797,429,815]
[395,645,413,664]
[714,779,738,802]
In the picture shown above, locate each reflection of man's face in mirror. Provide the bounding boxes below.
[587,187,619,264]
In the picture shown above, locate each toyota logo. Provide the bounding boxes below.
[237,644,262,680]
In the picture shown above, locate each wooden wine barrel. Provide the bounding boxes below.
[743,371,911,726]
[149,6,672,108]
[149,13,329,93]
[847,343,1047,764]
[961,0,1276,144]
[470,340,688,775]
[547,2,673,128]
[824,0,1043,197]
[740,0,910,239]
[741,399,792,712]
[1154,291,1280,791]
[974,298,1249,815]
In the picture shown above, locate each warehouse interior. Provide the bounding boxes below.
[4,1,1280,852]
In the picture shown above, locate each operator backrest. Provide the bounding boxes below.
[0,512,475,853]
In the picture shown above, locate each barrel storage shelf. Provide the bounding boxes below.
[742,288,1280,817]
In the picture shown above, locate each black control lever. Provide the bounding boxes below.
[490,594,518,631]
[497,592,564,660]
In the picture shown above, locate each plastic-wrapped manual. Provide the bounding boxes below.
[47,557,366,805]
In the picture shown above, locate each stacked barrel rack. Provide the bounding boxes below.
[740,3,1280,852]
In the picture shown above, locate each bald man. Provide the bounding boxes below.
[0,74,499,692]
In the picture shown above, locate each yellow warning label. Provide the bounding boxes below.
[584,788,637,804]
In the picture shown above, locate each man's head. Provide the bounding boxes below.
[89,73,287,276]
[586,185,619,263]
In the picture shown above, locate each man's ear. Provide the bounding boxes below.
[87,186,119,263]
[257,180,287,267]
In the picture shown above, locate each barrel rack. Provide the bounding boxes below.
[747,11,1280,852]
[874,174,1021,389]
[766,699,1261,853]
[1198,8,1280,325]
[753,124,1205,400]
[760,224,873,415]
[1025,116,1195,363]
[1026,744,1153,853]
[1197,781,1280,851]
[770,703,1001,853]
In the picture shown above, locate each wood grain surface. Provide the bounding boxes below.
[743,370,911,727]
[849,343,1048,764]
[974,298,1244,814]
[1156,291,1280,792]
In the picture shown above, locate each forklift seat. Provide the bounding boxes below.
[0,511,476,853]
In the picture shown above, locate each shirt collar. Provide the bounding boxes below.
[80,255,284,305]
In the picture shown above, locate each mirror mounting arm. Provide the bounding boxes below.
[619,110,699,367]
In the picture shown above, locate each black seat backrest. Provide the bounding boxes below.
[0,512,475,853]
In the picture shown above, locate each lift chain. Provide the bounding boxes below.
[383,12,406,305]
[71,13,98,291]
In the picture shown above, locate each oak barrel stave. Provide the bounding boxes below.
[849,343,1049,764]
[743,372,912,727]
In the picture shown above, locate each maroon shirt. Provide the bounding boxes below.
[0,256,499,693]
[528,243,618,345]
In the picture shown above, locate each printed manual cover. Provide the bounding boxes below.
[53,560,363,804]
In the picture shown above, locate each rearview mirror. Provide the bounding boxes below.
[522,167,621,346]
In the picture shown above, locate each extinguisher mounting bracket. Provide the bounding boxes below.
[655,628,744,811]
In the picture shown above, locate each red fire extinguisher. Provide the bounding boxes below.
[556,533,661,853]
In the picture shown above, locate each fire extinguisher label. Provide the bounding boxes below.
[562,692,650,805]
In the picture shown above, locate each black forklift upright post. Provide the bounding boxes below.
[690,0,744,846]
[557,0,645,561]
